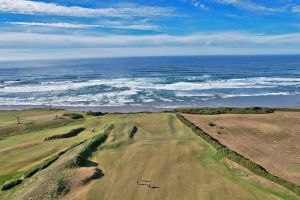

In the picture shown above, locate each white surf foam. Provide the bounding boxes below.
[0,77,299,94]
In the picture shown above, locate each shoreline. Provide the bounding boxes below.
[0,95,299,113]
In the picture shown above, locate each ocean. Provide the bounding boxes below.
[0,56,299,111]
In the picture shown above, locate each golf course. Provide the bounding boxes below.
[0,108,299,200]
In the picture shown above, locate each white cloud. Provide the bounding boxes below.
[6,22,160,31]
[0,0,175,17]
[292,5,300,13]
[6,22,97,29]
[1,46,299,62]
[214,0,287,13]
[189,0,210,10]
[1,31,300,48]
[1,31,300,61]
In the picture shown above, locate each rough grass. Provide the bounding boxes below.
[176,113,300,196]
[174,107,274,115]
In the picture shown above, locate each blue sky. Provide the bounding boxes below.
[0,0,300,60]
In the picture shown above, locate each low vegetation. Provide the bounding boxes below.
[55,178,70,197]
[176,113,300,196]
[174,107,274,115]
[68,124,114,167]
[62,113,84,119]
[44,127,86,141]
[86,111,105,116]
[208,122,216,127]
[275,108,300,112]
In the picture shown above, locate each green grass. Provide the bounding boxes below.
[87,113,298,200]
[1,140,86,191]
[0,110,299,200]
[0,110,105,186]
[0,119,74,140]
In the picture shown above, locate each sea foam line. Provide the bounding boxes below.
[0,77,299,93]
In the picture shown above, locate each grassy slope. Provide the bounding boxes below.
[0,110,104,186]
[86,113,297,200]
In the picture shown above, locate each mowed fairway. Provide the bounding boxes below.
[183,111,300,186]
[82,113,296,200]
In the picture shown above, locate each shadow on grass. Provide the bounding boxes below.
[137,182,160,189]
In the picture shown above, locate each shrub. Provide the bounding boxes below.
[62,113,84,119]
[86,111,105,116]
[56,178,70,196]
[208,122,216,127]
[176,113,300,196]
[44,127,85,141]
[1,179,22,191]
[173,107,274,115]
[129,126,138,139]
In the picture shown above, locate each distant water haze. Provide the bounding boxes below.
[0,56,299,111]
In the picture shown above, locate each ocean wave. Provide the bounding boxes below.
[221,92,298,98]
[0,77,299,93]
[0,91,298,107]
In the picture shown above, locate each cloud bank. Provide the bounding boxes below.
[1,31,300,48]
[0,0,175,17]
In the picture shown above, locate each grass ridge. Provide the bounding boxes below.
[1,140,86,191]
[68,124,114,167]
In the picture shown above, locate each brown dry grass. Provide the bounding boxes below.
[183,111,300,185]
